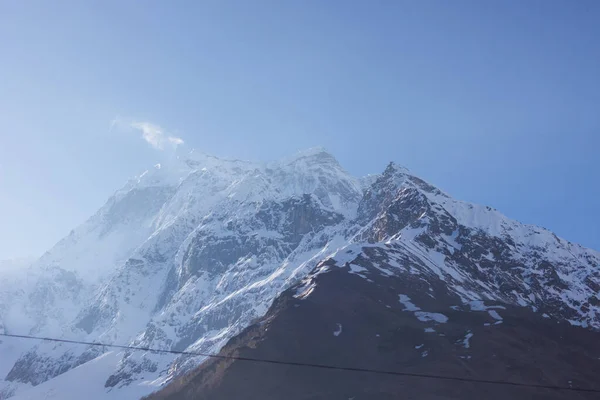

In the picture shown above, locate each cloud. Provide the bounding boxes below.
[109,116,185,150]
[131,121,164,149]
[167,136,184,146]
[109,115,130,133]
[109,116,120,132]
[116,119,184,150]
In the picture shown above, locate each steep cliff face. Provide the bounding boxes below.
[1,148,598,400]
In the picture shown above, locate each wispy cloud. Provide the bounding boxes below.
[111,117,184,150]
[167,136,184,146]
[131,121,184,150]
[109,116,121,132]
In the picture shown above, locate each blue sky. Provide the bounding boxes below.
[0,0,598,259]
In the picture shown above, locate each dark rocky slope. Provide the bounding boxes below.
[146,256,600,400]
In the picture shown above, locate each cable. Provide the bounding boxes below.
[1,332,599,393]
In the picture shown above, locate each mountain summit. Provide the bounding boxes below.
[0,149,598,400]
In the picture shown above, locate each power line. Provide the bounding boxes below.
[1,332,598,393]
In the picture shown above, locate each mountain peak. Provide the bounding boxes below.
[175,146,340,170]
[383,161,410,176]
[292,146,329,157]
[279,147,339,166]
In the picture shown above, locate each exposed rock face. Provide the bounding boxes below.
[0,148,598,400]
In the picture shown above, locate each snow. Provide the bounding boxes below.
[487,310,503,321]
[10,351,176,400]
[330,245,362,266]
[445,230,462,251]
[293,279,316,300]
[398,294,420,311]
[462,331,474,349]
[397,239,465,283]
[468,301,506,311]
[424,192,506,238]
[415,312,448,324]
[333,323,343,337]
[398,294,447,323]
[373,265,395,276]
[349,264,368,274]
[0,337,28,379]
[424,328,436,333]
[568,319,588,328]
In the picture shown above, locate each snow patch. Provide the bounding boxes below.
[398,294,420,311]
[294,279,316,300]
[348,264,368,274]
[415,312,448,323]
[462,331,474,349]
[398,295,447,323]
[487,310,503,321]
[468,301,506,311]
[333,323,343,337]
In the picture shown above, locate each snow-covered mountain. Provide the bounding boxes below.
[0,148,598,400]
